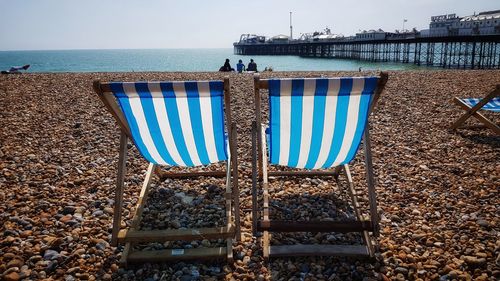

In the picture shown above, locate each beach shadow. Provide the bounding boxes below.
[457,131,500,148]
[259,189,369,245]
[106,165,234,278]
[266,255,377,280]
[255,177,377,280]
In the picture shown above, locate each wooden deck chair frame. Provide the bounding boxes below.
[93,78,240,265]
[251,73,388,259]
[450,84,500,135]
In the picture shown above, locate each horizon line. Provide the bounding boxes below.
[0,47,235,52]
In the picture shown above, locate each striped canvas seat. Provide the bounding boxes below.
[109,81,228,167]
[268,77,379,169]
[460,97,500,112]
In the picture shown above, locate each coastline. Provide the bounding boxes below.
[0,49,435,73]
[1,70,499,280]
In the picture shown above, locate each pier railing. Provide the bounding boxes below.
[234,35,500,69]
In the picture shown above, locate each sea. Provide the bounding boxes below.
[0,48,431,72]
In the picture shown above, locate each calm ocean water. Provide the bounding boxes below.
[0,48,430,72]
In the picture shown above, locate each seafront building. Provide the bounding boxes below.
[355,10,500,40]
[237,10,500,45]
[426,10,500,37]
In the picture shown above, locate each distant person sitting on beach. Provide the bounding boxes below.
[219,58,234,72]
[1,64,30,74]
[236,59,245,73]
[247,59,258,72]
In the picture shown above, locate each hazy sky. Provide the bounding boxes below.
[0,0,498,50]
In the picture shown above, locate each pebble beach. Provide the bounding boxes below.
[0,70,499,280]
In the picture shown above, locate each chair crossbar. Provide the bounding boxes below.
[127,247,228,263]
[157,170,227,180]
[268,244,370,257]
[268,170,338,177]
[257,220,374,233]
[118,226,235,243]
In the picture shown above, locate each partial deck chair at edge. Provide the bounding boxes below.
[93,78,240,265]
[252,73,388,259]
[450,84,500,135]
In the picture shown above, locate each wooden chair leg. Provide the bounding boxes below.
[342,164,375,257]
[262,231,270,261]
[342,165,362,221]
[223,159,234,261]
[119,163,156,266]
[251,121,259,237]
[223,123,239,261]
[229,122,241,241]
[260,124,271,260]
[462,118,500,134]
[221,147,235,262]
[111,132,128,247]
[363,129,379,237]
[226,238,234,263]
[254,75,263,180]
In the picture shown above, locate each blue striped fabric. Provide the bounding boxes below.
[268,77,379,169]
[461,97,500,112]
[108,81,228,166]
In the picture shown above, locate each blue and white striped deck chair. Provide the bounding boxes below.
[93,78,240,264]
[450,85,500,135]
[251,73,388,259]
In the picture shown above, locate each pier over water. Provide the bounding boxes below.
[234,10,500,69]
[234,35,500,69]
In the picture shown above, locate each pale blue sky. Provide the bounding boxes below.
[0,0,498,50]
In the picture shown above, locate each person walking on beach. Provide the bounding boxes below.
[219,58,234,72]
[236,59,245,73]
[247,59,258,72]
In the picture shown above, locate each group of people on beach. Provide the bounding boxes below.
[219,58,260,73]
